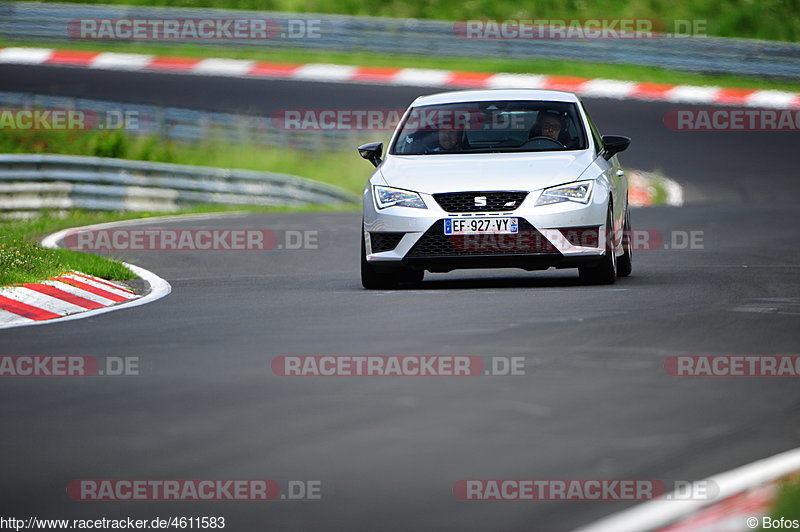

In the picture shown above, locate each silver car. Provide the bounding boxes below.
[358,89,632,289]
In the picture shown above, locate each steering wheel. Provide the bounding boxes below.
[524,136,566,148]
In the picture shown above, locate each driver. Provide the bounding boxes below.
[530,110,568,144]
[430,121,469,153]
[540,114,564,140]
[437,129,460,151]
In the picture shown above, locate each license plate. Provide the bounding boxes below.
[444,217,518,235]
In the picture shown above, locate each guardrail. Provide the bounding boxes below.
[1,2,799,79]
[0,154,358,214]
[0,91,367,152]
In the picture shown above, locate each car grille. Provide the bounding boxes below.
[433,191,529,213]
[369,232,405,253]
[406,220,559,257]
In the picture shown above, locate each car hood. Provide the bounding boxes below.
[377,151,597,194]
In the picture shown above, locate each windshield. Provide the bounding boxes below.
[390,100,588,155]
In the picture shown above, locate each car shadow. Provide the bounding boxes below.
[395,271,599,290]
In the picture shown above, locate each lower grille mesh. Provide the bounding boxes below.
[370,232,405,253]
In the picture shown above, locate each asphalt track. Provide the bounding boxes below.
[1,64,799,531]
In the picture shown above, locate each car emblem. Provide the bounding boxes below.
[474,196,487,207]
[504,201,517,207]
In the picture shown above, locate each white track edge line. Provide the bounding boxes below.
[573,446,800,532]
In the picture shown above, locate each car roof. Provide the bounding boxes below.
[410,89,581,107]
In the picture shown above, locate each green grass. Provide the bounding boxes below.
[0,211,139,285]
[13,0,800,42]
[762,478,800,528]
[2,39,800,93]
[646,173,671,205]
[0,239,135,285]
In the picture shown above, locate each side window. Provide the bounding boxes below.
[581,102,604,155]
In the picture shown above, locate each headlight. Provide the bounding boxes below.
[536,180,594,206]
[374,185,427,209]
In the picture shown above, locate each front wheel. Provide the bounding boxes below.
[617,206,633,277]
[361,231,423,289]
[578,207,617,285]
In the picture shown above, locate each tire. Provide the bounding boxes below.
[361,231,423,289]
[617,206,633,277]
[578,206,617,285]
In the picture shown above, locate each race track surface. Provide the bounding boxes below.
[1,64,799,531]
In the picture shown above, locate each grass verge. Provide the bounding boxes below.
[1,210,142,286]
[762,478,800,528]
[0,239,135,286]
[2,39,800,93]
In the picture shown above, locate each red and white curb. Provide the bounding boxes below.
[629,171,684,208]
[574,446,800,532]
[1,47,798,109]
[0,271,139,326]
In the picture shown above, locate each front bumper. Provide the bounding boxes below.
[363,187,611,273]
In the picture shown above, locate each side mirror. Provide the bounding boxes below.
[601,135,630,160]
[358,142,383,167]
